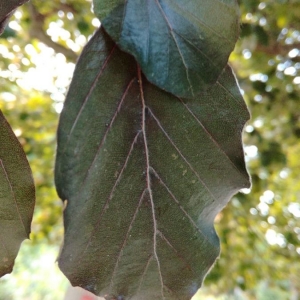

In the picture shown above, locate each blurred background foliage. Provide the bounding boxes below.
[0,0,299,299]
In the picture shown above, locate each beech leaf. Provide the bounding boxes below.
[93,0,240,98]
[55,28,250,299]
[0,110,35,277]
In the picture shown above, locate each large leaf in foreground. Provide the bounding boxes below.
[94,0,240,98]
[55,28,250,299]
[0,0,29,34]
[0,111,35,277]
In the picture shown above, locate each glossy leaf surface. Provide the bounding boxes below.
[93,0,240,99]
[0,111,35,277]
[55,28,250,299]
[0,0,29,34]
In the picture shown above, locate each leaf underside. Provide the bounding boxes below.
[0,0,29,35]
[94,0,240,99]
[55,28,250,300]
[0,111,35,277]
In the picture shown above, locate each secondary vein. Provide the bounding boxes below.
[0,159,26,235]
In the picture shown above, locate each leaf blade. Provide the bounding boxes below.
[55,28,250,299]
[93,0,240,98]
[0,110,35,277]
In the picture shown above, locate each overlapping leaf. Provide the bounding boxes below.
[0,111,35,277]
[55,28,250,299]
[93,0,240,98]
[0,0,29,34]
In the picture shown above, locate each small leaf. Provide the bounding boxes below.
[0,110,35,277]
[55,28,250,299]
[0,26,16,39]
[93,0,240,98]
[0,0,29,35]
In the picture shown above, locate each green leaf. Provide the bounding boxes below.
[0,26,16,39]
[55,28,250,299]
[0,0,29,35]
[0,110,35,277]
[93,0,240,99]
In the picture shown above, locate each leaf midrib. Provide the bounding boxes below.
[138,66,165,299]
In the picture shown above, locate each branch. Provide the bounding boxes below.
[255,40,300,61]
[27,3,78,62]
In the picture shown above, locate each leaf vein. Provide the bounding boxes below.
[151,167,218,250]
[157,229,196,274]
[136,254,153,295]
[168,0,233,43]
[138,66,165,299]
[154,0,194,96]
[78,131,141,259]
[217,80,246,109]
[80,77,137,188]
[145,0,150,63]
[0,159,26,235]
[109,188,147,291]
[180,99,249,182]
[68,45,117,139]
[173,30,219,69]
[148,108,217,202]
